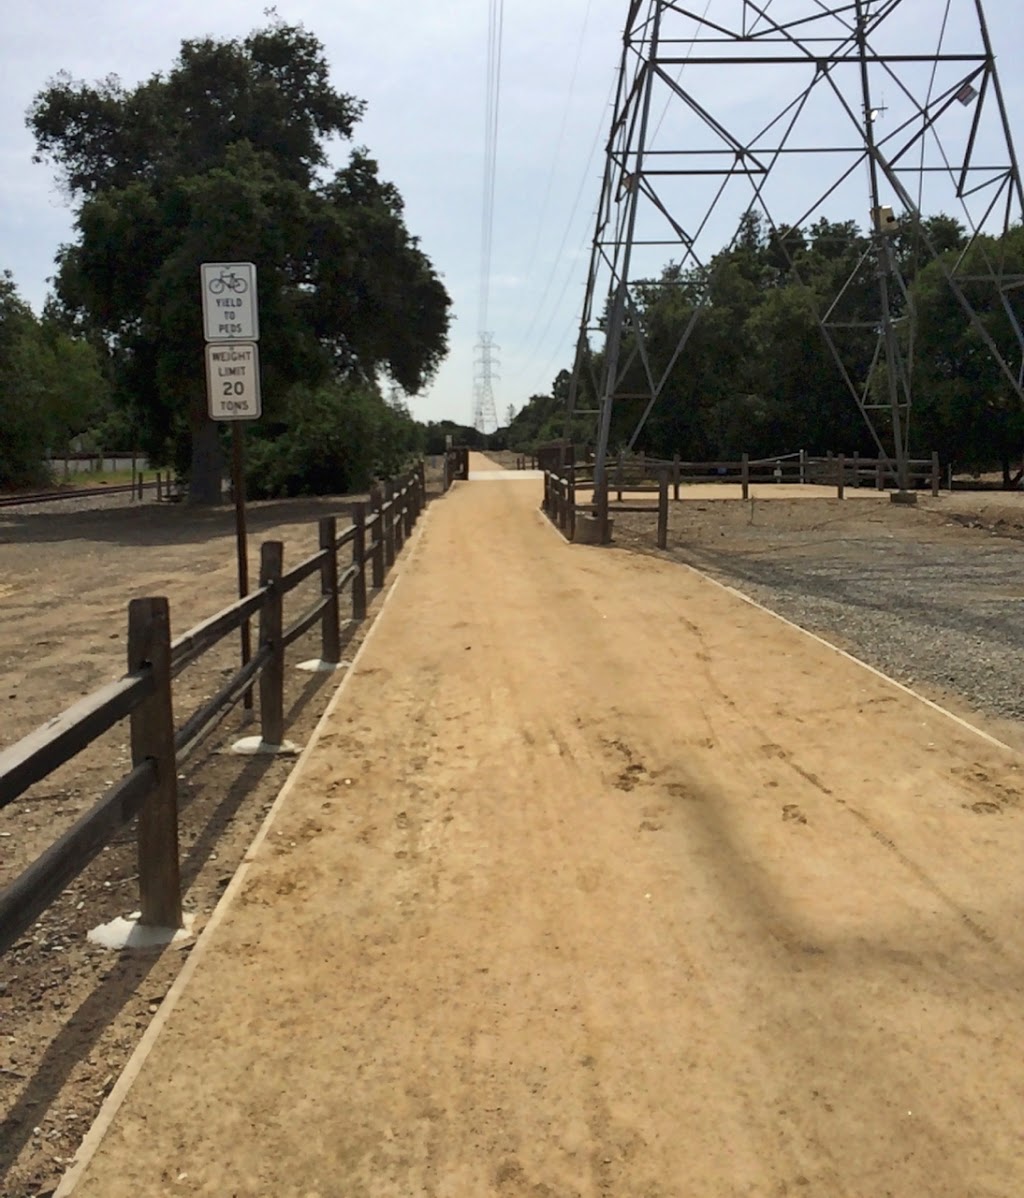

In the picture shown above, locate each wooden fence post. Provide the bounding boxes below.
[418,461,427,516]
[404,477,415,537]
[741,453,750,501]
[405,473,415,533]
[852,451,860,488]
[352,503,368,620]
[371,487,385,589]
[259,541,285,747]
[319,517,340,665]
[137,472,144,501]
[657,472,669,549]
[617,448,625,502]
[393,485,405,554]
[672,452,681,501]
[128,597,182,929]
[568,473,576,541]
[875,461,884,490]
[931,451,940,497]
[384,481,397,568]
[598,472,611,545]
[799,449,807,485]
[837,454,846,500]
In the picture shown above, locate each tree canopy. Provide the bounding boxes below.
[29,19,451,501]
[0,270,110,488]
[511,214,1024,483]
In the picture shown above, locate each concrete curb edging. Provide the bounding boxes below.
[55,505,433,1197]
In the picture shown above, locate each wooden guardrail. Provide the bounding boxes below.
[0,464,427,956]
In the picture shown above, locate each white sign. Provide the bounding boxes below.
[206,342,262,421]
[200,262,259,341]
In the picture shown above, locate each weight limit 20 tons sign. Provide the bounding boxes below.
[201,262,261,420]
[205,343,261,421]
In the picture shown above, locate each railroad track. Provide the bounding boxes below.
[0,480,162,509]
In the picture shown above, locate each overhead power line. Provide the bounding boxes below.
[474,0,504,434]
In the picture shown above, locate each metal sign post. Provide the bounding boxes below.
[202,262,260,708]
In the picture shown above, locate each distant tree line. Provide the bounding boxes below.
[0,272,112,487]
[508,213,1024,486]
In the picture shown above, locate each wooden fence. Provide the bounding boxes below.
[543,449,942,547]
[443,447,469,487]
[0,464,427,956]
[586,449,941,498]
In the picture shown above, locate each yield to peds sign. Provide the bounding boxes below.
[206,342,262,420]
[201,262,259,341]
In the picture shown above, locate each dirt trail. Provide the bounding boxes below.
[62,460,1024,1197]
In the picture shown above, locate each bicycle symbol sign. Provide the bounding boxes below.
[200,261,259,341]
[208,268,248,296]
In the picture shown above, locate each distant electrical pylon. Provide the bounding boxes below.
[570,1,1024,496]
[475,0,505,434]
[474,333,501,435]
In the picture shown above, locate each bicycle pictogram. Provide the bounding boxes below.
[208,268,249,296]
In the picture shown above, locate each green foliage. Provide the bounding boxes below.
[30,18,450,503]
[910,225,1024,480]
[0,270,111,488]
[245,382,423,499]
[529,210,1024,479]
[422,422,487,455]
[505,370,593,451]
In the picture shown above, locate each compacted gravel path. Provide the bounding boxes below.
[55,468,1024,1198]
[616,490,1024,726]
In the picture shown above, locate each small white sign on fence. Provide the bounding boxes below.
[205,342,262,421]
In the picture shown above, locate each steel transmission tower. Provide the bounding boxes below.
[474,333,501,435]
[570,1,1024,496]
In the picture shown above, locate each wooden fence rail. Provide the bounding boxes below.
[565,450,941,500]
[0,463,428,957]
[544,449,943,547]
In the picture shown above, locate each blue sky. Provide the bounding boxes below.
[1,1,1021,428]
